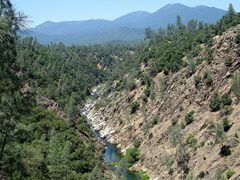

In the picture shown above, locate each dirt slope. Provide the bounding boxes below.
[88,25,240,179]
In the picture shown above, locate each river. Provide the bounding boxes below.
[83,88,140,180]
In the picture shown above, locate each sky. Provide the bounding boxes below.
[11,0,240,28]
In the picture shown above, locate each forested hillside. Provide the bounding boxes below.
[16,38,135,121]
[0,1,135,179]
[0,1,108,179]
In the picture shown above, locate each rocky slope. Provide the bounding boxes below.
[85,25,240,179]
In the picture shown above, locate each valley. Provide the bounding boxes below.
[1,1,240,180]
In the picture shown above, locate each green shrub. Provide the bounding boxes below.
[224,56,233,67]
[237,50,240,57]
[138,171,150,180]
[179,79,186,85]
[141,73,151,87]
[125,147,140,167]
[215,123,226,144]
[219,105,233,117]
[77,124,88,132]
[160,150,174,170]
[209,93,232,112]
[186,134,197,147]
[222,117,231,132]
[185,111,195,125]
[201,142,205,147]
[186,60,196,78]
[133,139,141,148]
[179,105,184,111]
[235,133,239,139]
[226,169,235,179]
[205,49,214,64]
[190,45,202,58]
[171,118,178,125]
[186,171,195,180]
[144,88,151,97]
[203,71,213,86]
[194,75,201,87]
[220,145,231,157]
[209,93,222,111]
[236,33,240,44]
[221,93,232,106]
[152,117,158,126]
[115,82,122,91]
[159,77,167,97]
[95,102,105,111]
[126,79,137,91]
[225,48,230,53]
[150,91,156,101]
[141,95,148,103]
[199,171,205,178]
[181,122,186,129]
[129,101,140,114]
[215,168,225,180]
[196,58,203,65]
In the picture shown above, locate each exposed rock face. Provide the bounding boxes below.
[37,96,66,119]
[87,25,240,179]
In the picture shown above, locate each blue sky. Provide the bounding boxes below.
[11,0,240,28]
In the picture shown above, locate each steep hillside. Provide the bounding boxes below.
[86,24,240,179]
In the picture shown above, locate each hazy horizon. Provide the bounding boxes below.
[11,1,240,28]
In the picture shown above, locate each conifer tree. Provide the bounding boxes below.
[228,3,235,17]
[0,0,29,170]
[48,129,64,180]
[88,166,103,180]
[62,141,72,180]
[115,158,127,180]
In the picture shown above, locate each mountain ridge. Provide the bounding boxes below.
[28,3,227,45]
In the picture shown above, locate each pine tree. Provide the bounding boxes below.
[115,158,127,180]
[88,166,103,180]
[62,141,72,180]
[48,129,64,180]
[228,3,235,17]
[176,15,184,34]
[0,0,29,170]
[144,27,155,41]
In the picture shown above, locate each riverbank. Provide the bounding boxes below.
[82,86,147,180]
[82,87,118,144]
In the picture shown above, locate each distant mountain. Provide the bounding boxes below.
[113,11,151,27]
[28,3,227,45]
[141,3,227,29]
[33,19,119,36]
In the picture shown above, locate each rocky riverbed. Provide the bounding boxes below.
[82,88,118,145]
